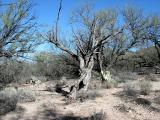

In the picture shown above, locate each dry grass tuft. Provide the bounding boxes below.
[89,110,107,120]
[123,83,139,97]
[0,87,18,115]
[139,80,152,95]
[17,88,36,103]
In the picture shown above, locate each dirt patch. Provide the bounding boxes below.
[0,80,160,120]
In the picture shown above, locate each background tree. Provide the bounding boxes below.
[0,0,40,58]
[146,16,160,63]
[95,7,148,82]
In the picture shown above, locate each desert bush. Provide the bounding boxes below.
[135,98,151,106]
[88,80,102,90]
[17,88,36,103]
[0,60,33,85]
[100,71,118,89]
[89,111,107,120]
[148,73,159,81]
[0,87,18,115]
[77,90,102,102]
[116,72,138,82]
[35,52,79,80]
[114,104,134,113]
[55,80,68,93]
[102,80,118,89]
[29,76,42,84]
[46,84,55,92]
[139,80,152,95]
[91,71,101,80]
[154,96,160,104]
[123,83,139,97]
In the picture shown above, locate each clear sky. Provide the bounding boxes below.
[32,0,160,52]
[3,0,160,52]
[33,0,160,28]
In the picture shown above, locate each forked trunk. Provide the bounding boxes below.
[68,56,94,99]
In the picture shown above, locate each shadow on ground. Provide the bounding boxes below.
[34,103,107,120]
[0,103,106,120]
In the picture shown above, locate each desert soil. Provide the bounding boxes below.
[0,80,160,120]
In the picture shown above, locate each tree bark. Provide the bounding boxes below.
[68,56,94,99]
[155,43,160,63]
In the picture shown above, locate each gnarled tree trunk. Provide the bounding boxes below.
[68,56,94,99]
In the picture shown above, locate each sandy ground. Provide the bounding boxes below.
[0,80,160,120]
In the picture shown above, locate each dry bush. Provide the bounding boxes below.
[117,72,138,82]
[91,71,101,80]
[139,80,152,95]
[102,80,118,89]
[17,88,36,103]
[154,96,160,104]
[0,87,18,115]
[77,90,102,102]
[123,83,139,97]
[55,80,68,93]
[88,80,101,90]
[123,79,152,98]
[135,98,151,106]
[46,84,55,92]
[89,111,107,120]
[35,53,79,80]
[148,73,160,81]
[114,104,134,113]
[0,60,33,85]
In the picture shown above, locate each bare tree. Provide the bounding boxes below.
[123,7,160,64]
[46,0,126,99]
[146,16,160,63]
[0,0,40,58]
[96,7,148,82]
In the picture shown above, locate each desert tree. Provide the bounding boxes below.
[96,6,149,82]
[145,16,160,63]
[46,0,126,99]
[124,7,160,64]
[0,0,40,59]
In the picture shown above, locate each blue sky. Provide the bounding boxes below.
[33,0,160,28]
[3,0,160,53]
[32,0,160,52]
